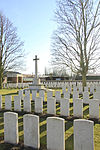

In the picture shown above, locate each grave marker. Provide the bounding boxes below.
[24,114,40,149]
[74,119,94,150]
[24,95,31,112]
[35,97,43,113]
[47,117,65,150]
[5,95,12,110]
[14,96,21,111]
[60,98,69,116]
[89,99,99,119]
[4,112,19,144]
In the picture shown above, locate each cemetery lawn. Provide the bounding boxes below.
[0,89,100,150]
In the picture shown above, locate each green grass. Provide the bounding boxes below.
[0,88,100,150]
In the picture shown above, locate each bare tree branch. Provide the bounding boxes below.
[0,12,25,88]
[51,0,100,86]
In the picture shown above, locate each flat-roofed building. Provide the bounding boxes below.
[6,71,23,83]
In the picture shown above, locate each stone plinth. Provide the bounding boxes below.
[33,77,40,85]
[28,76,45,92]
[29,84,44,90]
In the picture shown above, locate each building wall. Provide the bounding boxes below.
[7,77,17,83]
[7,73,23,83]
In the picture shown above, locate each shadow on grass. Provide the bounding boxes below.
[70,103,73,116]
[79,94,83,99]
[83,105,89,117]
[43,102,47,109]
[70,94,73,99]
[18,115,23,142]
[65,120,74,150]
[89,94,93,99]
[40,117,47,149]
[56,103,60,115]
[65,134,74,150]
[31,101,35,113]
[65,121,73,130]
[2,92,18,96]
[0,143,13,150]
[70,110,73,116]
[43,102,47,114]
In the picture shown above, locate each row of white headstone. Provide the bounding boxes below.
[3,80,100,89]
[4,112,94,150]
[3,83,30,89]
[0,94,99,119]
[24,88,100,102]
[44,81,100,89]
[62,84,100,94]
[47,88,100,107]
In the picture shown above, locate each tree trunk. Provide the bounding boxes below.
[0,67,3,89]
[82,73,86,87]
[0,74,2,89]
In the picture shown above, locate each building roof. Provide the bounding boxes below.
[4,71,22,76]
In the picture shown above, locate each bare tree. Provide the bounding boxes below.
[51,0,100,86]
[0,12,24,88]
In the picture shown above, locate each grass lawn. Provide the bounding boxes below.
[0,88,100,150]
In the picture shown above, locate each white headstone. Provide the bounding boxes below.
[67,86,72,93]
[78,85,83,94]
[25,90,30,97]
[47,97,56,115]
[93,91,100,104]
[24,95,31,112]
[24,114,40,149]
[47,117,65,150]
[73,91,79,102]
[55,91,61,102]
[74,119,94,150]
[83,91,89,104]
[64,91,70,99]
[47,91,53,100]
[39,90,45,101]
[73,86,77,92]
[89,99,99,119]
[35,97,43,113]
[96,85,100,92]
[73,98,83,118]
[84,86,88,92]
[32,90,37,101]
[5,95,12,110]
[4,112,19,144]
[14,96,21,111]
[90,85,94,94]
[60,98,69,116]
[62,86,66,94]
[18,90,23,100]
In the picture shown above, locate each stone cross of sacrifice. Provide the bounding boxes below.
[33,55,39,78]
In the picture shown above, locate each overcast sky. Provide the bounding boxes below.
[0,0,57,75]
